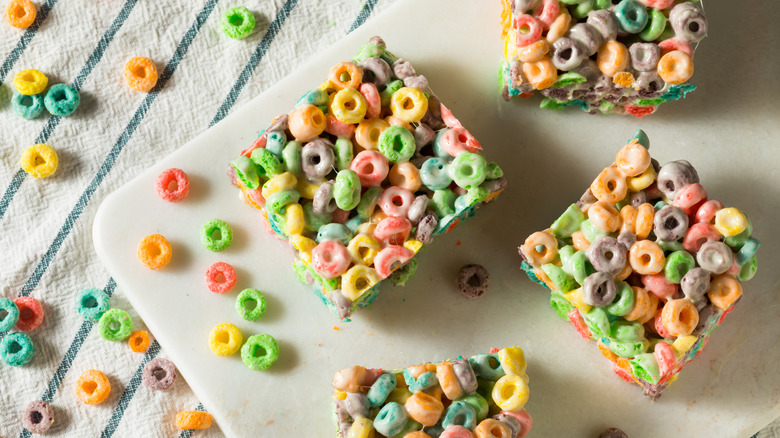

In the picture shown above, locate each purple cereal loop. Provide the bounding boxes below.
[22,400,53,434]
[493,413,521,437]
[403,75,429,92]
[586,9,618,41]
[627,190,647,208]
[669,3,707,44]
[451,358,478,394]
[314,181,338,214]
[629,43,660,72]
[681,267,710,305]
[552,37,586,71]
[567,23,604,57]
[577,187,598,210]
[330,290,353,320]
[358,57,392,86]
[345,392,369,419]
[414,123,435,151]
[142,357,177,390]
[657,160,699,199]
[266,113,288,133]
[587,236,627,275]
[635,71,665,94]
[407,195,429,225]
[583,271,617,307]
[573,59,605,85]
[392,58,416,80]
[513,0,540,13]
[301,138,335,179]
[599,427,629,438]
[482,177,507,194]
[617,232,636,252]
[456,264,490,299]
[694,303,719,335]
[420,95,444,131]
[653,206,689,241]
[696,241,733,275]
[414,211,438,245]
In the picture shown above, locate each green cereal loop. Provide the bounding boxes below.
[580,219,607,244]
[629,129,650,149]
[333,170,361,210]
[566,250,593,285]
[581,307,609,339]
[378,126,415,164]
[476,377,496,400]
[296,88,328,108]
[594,0,611,9]
[265,189,300,216]
[0,298,19,332]
[630,353,661,384]
[221,6,256,39]
[457,393,489,421]
[541,264,576,292]
[357,186,382,218]
[549,292,575,319]
[380,80,403,107]
[739,255,758,282]
[639,8,667,42]
[551,203,586,238]
[97,309,133,342]
[353,40,386,63]
[608,339,648,358]
[724,216,752,248]
[658,21,676,42]
[605,281,635,317]
[431,189,456,217]
[236,289,266,321]
[293,259,308,285]
[231,155,259,189]
[448,152,487,190]
[201,218,233,252]
[572,0,594,19]
[44,84,80,116]
[334,137,354,171]
[485,162,503,180]
[241,334,279,371]
[393,420,423,437]
[282,140,303,176]
[540,97,566,110]
[657,240,684,253]
[76,288,110,322]
[664,250,695,284]
[250,148,284,180]
[609,321,645,343]
[390,258,418,286]
[454,186,488,212]
[552,72,586,88]
[0,332,34,366]
[302,202,332,232]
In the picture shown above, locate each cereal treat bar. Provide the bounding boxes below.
[519,130,760,399]
[332,347,532,437]
[228,37,505,322]
[500,0,707,117]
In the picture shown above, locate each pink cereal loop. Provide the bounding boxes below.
[359,83,381,119]
[442,127,483,157]
[514,14,543,47]
[205,262,237,294]
[240,134,267,157]
[440,103,462,129]
[440,426,472,438]
[311,241,351,279]
[533,0,561,29]
[325,114,356,138]
[658,38,694,59]
[379,186,414,218]
[568,309,591,339]
[500,410,533,438]
[654,311,673,339]
[156,168,190,203]
[350,150,389,187]
[373,216,412,246]
[245,188,265,207]
[641,273,678,300]
[373,245,414,278]
[654,341,676,376]
[332,208,350,224]
[673,183,707,216]
[682,222,720,253]
[638,0,674,9]
[695,199,723,224]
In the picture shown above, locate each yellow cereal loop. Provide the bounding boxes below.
[347,417,374,438]
[714,208,747,237]
[296,178,321,199]
[208,322,242,357]
[390,87,429,123]
[356,221,377,236]
[318,80,337,94]
[403,239,423,254]
[563,287,592,314]
[290,234,317,264]
[613,71,635,88]
[355,118,389,150]
[13,69,47,95]
[20,143,58,178]
[341,265,381,301]
[262,172,297,199]
[285,203,304,236]
[491,374,529,412]
[672,335,698,357]
[626,165,657,192]
[498,346,527,377]
[331,88,368,124]
[386,386,412,405]
[347,233,381,266]
[333,390,347,401]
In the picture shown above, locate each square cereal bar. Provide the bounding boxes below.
[519,130,759,399]
[500,0,707,117]
[332,347,532,437]
[228,37,505,321]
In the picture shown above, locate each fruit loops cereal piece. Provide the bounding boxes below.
[456,264,490,299]
[22,400,54,434]
[221,6,255,39]
[175,411,213,430]
[12,91,44,119]
[205,262,237,294]
[124,57,158,92]
[6,0,36,28]
[519,130,759,400]
[20,143,58,178]
[228,37,506,322]
[201,219,233,252]
[209,322,242,356]
[13,69,47,95]
[128,330,150,353]
[332,347,533,437]
[76,369,111,405]
[236,288,266,321]
[76,288,110,322]
[156,168,190,202]
[14,296,44,332]
[241,333,279,371]
[137,234,172,270]
[44,84,80,116]
[142,357,176,390]
[97,308,133,342]
[500,1,707,117]
[0,297,19,332]
[600,427,629,438]
[0,332,35,366]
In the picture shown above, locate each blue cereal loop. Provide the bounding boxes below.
[44,84,80,116]
[76,288,110,322]
[1,332,35,366]
[11,91,44,119]
[0,298,20,332]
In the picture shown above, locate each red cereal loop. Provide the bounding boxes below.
[205,262,237,294]
[567,309,591,340]
[612,361,635,383]
[625,105,656,118]
[14,296,44,332]
[156,168,190,202]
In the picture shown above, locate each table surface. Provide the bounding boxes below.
[93,0,780,436]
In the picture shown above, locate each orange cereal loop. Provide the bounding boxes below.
[598,341,618,362]
[124,57,159,92]
[657,50,694,85]
[128,330,150,353]
[588,200,621,233]
[389,162,422,193]
[571,230,590,251]
[521,231,558,267]
[533,268,556,290]
[328,62,362,90]
[707,274,743,310]
[289,104,326,142]
[636,293,659,324]
[385,114,413,132]
[175,411,213,430]
[629,239,665,275]
[6,0,36,29]
[436,362,463,400]
[597,40,629,77]
[624,286,650,322]
[405,432,432,438]
[404,391,444,426]
[522,56,557,90]
[661,299,699,336]
[475,418,512,438]
[590,165,627,204]
[616,140,651,177]
[137,234,172,270]
[635,203,655,240]
[76,370,111,405]
[615,259,632,281]
[619,205,638,235]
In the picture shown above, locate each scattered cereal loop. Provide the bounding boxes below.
[156,168,190,202]
[175,411,212,430]
[221,6,255,39]
[0,332,35,366]
[142,357,176,390]
[75,369,111,405]
[20,144,58,178]
[235,288,266,321]
[14,296,44,332]
[137,234,172,270]
[205,262,236,294]
[201,219,233,252]
[11,91,44,119]
[13,69,46,95]
[208,322,242,356]
[44,84,80,116]
[124,57,159,92]
[76,288,110,322]
[240,333,278,371]
[22,400,53,434]
[5,0,36,28]
[128,330,150,353]
[97,308,133,342]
